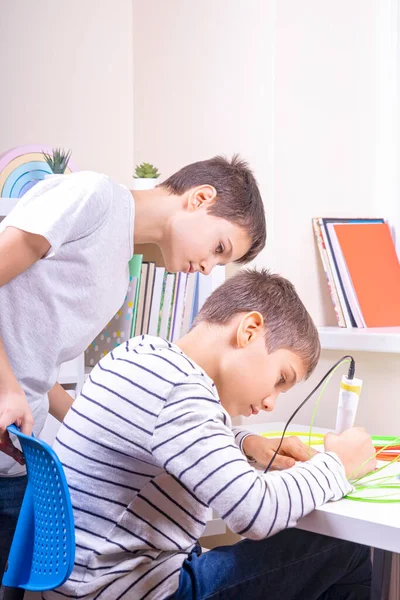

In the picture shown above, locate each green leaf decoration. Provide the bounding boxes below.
[134,162,160,179]
[42,147,72,174]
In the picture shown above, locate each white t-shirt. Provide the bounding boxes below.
[0,171,134,476]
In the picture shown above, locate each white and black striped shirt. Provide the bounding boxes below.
[44,336,351,600]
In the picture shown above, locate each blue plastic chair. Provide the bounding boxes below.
[0,425,75,599]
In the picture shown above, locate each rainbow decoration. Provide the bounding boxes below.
[0,145,76,199]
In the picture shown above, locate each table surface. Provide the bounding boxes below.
[245,422,400,554]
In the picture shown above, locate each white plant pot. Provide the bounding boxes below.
[132,178,158,190]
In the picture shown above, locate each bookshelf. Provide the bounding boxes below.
[318,326,400,353]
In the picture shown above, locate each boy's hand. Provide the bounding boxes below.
[242,434,318,470]
[0,383,33,465]
[324,427,376,480]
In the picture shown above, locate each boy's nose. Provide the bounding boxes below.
[262,394,277,412]
[199,260,212,276]
[200,253,221,275]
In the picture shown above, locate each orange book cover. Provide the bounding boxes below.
[334,223,400,327]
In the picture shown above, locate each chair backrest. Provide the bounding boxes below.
[2,425,75,592]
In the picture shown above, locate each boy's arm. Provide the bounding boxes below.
[0,226,50,286]
[231,426,255,455]
[0,227,50,461]
[48,383,74,422]
[0,337,33,464]
[152,375,355,541]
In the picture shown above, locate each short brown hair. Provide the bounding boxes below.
[194,268,320,378]
[160,155,266,264]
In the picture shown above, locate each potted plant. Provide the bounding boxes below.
[42,147,72,174]
[132,162,160,190]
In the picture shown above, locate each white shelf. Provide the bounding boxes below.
[318,326,400,353]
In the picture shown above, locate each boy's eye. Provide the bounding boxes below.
[216,242,224,255]
[278,375,286,386]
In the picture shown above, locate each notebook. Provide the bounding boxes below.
[334,223,400,327]
[322,218,384,327]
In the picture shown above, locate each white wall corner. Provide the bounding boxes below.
[375,0,400,253]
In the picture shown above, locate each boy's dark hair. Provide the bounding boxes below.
[160,155,266,264]
[194,268,320,379]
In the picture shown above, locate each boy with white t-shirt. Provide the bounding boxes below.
[0,155,266,575]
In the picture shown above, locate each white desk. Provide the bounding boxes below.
[245,421,400,599]
[245,422,400,554]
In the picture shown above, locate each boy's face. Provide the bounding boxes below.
[216,314,307,418]
[161,185,251,273]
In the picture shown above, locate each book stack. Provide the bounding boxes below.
[312,218,400,328]
[85,257,225,366]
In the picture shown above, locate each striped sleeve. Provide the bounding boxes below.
[231,427,258,458]
[151,375,353,541]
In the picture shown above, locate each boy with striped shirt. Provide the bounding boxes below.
[46,269,375,600]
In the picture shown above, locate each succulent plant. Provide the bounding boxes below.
[134,162,160,179]
[42,148,72,174]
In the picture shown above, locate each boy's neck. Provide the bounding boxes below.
[176,324,224,386]
[131,187,180,245]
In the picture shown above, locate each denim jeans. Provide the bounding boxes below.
[0,475,27,580]
[170,528,371,600]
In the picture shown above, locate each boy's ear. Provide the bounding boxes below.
[187,185,217,211]
[236,312,264,348]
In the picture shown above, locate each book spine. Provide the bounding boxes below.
[312,218,345,327]
[190,272,200,326]
[180,273,195,336]
[327,224,366,328]
[175,273,189,342]
[168,273,180,341]
[157,272,168,336]
[166,274,177,340]
[148,267,165,337]
[160,274,175,339]
[142,264,156,335]
[321,219,355,327]
[129,255,143,336]
[171,273,188,342]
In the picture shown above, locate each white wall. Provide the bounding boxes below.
[271,0,377,325]
[132,0,275,268]
[247,0,400,435]
[133,0,400,436]
[0,0,134,186]
[248,0,400,436]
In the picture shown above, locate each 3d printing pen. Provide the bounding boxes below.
[335,358,362,434]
